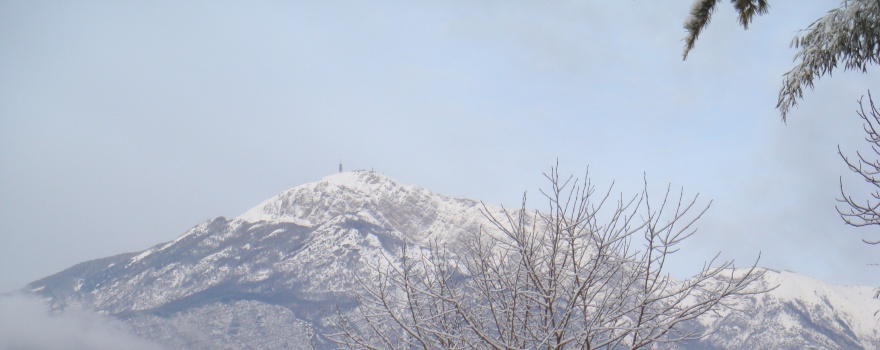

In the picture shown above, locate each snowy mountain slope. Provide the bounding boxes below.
[236,171,498,245]
[22,171,880,349]
[25,171,503,348]
[680,269,880,349]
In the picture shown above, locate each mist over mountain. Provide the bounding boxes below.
[14,171,880,349]
[0,293,164,350]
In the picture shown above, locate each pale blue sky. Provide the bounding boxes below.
[1,0,878,292]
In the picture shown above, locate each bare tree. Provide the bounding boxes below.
[328,166,765,349]
[838,91,880,246]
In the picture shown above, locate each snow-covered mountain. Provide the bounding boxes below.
[680,269,880,349]
[22,171,880,349]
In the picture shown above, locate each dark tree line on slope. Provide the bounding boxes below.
[328,167,765,349]
[682,0,879,122]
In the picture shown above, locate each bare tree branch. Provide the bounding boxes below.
[838,91,880,245]
[330,165,766,349]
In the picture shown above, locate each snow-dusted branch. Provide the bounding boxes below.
[682,0,769,60]
[682,0,879,121]
[838,91,880,245]
[779,0,880,121]
[330,165,766,349]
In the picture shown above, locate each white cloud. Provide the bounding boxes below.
[0,294,164,350]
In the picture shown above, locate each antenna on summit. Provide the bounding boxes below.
[339,160,342,173]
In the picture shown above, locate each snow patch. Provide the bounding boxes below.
[158,219,215,252]
[267,228,286,239]
[127,249,153,267]
[243,269,273,282]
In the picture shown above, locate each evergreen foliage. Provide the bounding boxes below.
[683,0,878,121]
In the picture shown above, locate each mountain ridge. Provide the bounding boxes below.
[21,171,880,349]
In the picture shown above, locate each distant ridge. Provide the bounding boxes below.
[22,172,880,349]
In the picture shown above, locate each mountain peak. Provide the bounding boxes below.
[316,170,399,193]
[232,170,490,247]
[235,171,404,226]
